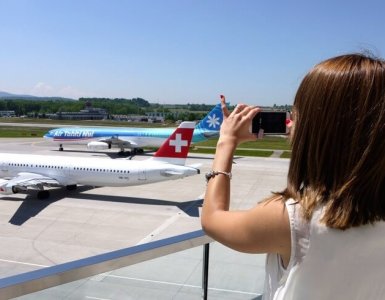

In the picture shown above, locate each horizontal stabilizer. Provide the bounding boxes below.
[161,170,184,177]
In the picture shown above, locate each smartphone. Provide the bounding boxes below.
[251,111,289,135]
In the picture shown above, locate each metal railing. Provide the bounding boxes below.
[0,229,213,300]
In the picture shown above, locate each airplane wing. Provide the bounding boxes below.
[87,136,139,151]
[103,137,139,147]
[1,172,61,192]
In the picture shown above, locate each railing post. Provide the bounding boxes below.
[202,243,210,300]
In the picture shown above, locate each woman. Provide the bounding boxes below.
[201,53,385,299]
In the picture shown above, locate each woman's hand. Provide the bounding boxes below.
[219,95,261,147]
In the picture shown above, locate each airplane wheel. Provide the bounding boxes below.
[37,190,50,200]
[118,151,130,156]
[66,184,77,190]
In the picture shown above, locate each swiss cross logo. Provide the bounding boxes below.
[169,133,188,153]
[153,123,194,159]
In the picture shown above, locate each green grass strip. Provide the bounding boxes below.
[0,126,49,137]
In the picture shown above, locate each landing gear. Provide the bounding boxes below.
[59,144,63,151]
[116,148,144,157]
[118,150,129,156]
[37,190,50,200]
[66,184,77,191]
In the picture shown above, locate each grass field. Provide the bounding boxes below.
[0,126,50,137]
[192,137,291,158]
[0,117,174,127]
[194,136,290,150]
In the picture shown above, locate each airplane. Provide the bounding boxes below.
[43,103,224,155]
[0,122,200,199]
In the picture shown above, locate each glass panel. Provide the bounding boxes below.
[12,243,265,300]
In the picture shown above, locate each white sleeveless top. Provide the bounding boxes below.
[263,199,385,300]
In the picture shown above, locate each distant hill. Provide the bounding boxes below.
[0,91,75,101]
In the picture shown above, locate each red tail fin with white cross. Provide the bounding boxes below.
[150,121,195,165]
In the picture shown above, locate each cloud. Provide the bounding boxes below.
[30,82,83,99]
[58,86,84,99]
[31,82,54,97]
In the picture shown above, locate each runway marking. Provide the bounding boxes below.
[0,258,48,268]
[106,274,260,296]
[136,213,181,244]
[136,194,205,245]
[86,297,111,300]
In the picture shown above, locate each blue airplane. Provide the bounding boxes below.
[44,103,223,155]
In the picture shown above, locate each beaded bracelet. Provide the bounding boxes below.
[205,170,232,183]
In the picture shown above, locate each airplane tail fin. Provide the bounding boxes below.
[150,121,195,165]
[194,102,226,132]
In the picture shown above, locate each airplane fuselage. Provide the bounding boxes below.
[44,126,217,148]
[0,153,198,190]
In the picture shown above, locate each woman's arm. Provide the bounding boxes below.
[201,97,291,263]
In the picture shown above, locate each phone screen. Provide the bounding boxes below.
[252,111,288,134]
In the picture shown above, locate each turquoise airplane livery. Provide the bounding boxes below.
[44,103,224,154]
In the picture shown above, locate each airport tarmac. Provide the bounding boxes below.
[0,137,289,299]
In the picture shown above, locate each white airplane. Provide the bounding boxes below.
[0,122,199,199]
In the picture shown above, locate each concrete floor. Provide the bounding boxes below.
[0,137,289,299]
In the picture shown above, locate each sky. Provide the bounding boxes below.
[0,0,384,105]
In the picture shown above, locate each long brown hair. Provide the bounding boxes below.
[283,53,385,229]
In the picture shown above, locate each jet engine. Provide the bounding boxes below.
[87,141,110,151]
[0,180,26,194]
